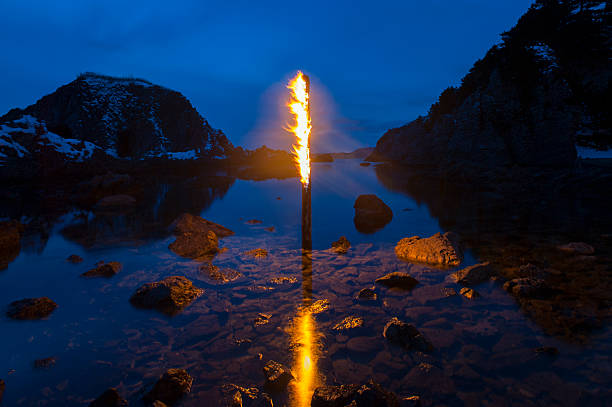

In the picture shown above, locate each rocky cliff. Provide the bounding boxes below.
[368,1,611,174]
[0,73,233,169]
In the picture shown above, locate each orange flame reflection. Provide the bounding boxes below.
[287,71,311,185]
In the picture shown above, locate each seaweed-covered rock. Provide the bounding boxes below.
[356,287,378,302]
[353,195,393,234]
[143,368,193,405]
[6,297,57,320]
[168,213,233,259]
[262,360,294,392]
[331,236,351,254]
[0,220,22,270]
[311,380,400,407]
[130,276,203,314]
[89,388,127,407]
[375,272,419,290]
[82,261,122,278]
[382,318,433,353]
[395,232,462,266]
[451,262,492,285]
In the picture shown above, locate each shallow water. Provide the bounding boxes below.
[1,160,611,406]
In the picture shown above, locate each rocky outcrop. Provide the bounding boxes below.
[130,276,203,315]
[0,220,22,270]
[143,369,193,405]
[375,272,419,290]
[168,213,233,259]
[6,297,57,320]
[353,194,393,234]
[331,236,351,254]
[262,360,294,392]
[382,318,433,353]
[82,261,122,278]
[395,232,462,266]
[367,1,612,173]
[451,262,492,285]
[0,73,233,166]
[311,380,400,407]
[89,388,127,407]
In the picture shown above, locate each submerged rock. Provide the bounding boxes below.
[451,262,492,285]
[143,368,193,405]
[89,388,127,407]
[356,287,378,302]
[263,360,294,392]
[7,297,57,320]
[311,380,400,407]
[459,287,479,299]
[244,248,268,259]
[82,261,122,278]
[503,277,548,299]
[254,313,272,327]
[34,357,56,369]
[441,287,457,297]
[199,263,241,284]
[333,316,364,331]
[557,242,595,255]
[130,276,203,314]
[168,213,233,259]
[382,318,433,353]
[67,254,83,264]
[331,236,351,254]
[353,194,393,234]
[302,299,330,314]
[0,220,22,270]
[395,232,462,266]
[245,219,263,225]
[375,272,419,290]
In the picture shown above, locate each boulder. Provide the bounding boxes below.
[168,213,233,259]
[82,261,122,278]
[331,236,351,254]
[459,287,479,299]
[382,318,433,353]
[263,360,294,392]
[7,297,57,320]
[130,276,203,314]
[0,220,22,270]
[557,242,595,255]
[356,287,378,302]
[353,195,393,234]
[89,388,127,407]
[375,272,419,290]
[311,380,400,407]
[451,262,492,285]
[67,254,83,264]
[143,368,193,405]
[395,232,462,266]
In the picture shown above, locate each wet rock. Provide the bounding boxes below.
[269,276,298,285]
[245,219,263,225]
[254,313,272,327]
[333,316,364,331]
[382,318,433,353]
[0,220,22,270]
[263,360,294,392]
[151,401,168,407]
[130,276,203,314]
[302,299,330,314]
[95,194,136,209]
[199,263,241,284]
[557,242,595,255]
[67,254,83,263]
[89,388,127,407]
[451,262,492,285]
[231,390,242,407]
[535,346,559,356]
[252,392,273,407]
[375,272,419,290]
[143,368,193,405]
[403,362,455,396]
[441,287,457,297]
[356,287,378,302]
[331,236,351,254]
[7,297,57,320]
[459,287,479,299]
[82,261,122,278]
[400,396,421,406]
[34,357,56,369]
[353,194,393,234]
[395,232,462,266]
[264,226,275,232]
[168,213,233,259]
[311,380,399,407]
[503,277,548,299]
[244,248,268,259]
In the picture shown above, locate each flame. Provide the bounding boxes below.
[287,71,311,185]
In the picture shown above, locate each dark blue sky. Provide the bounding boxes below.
[0,0,533,152]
